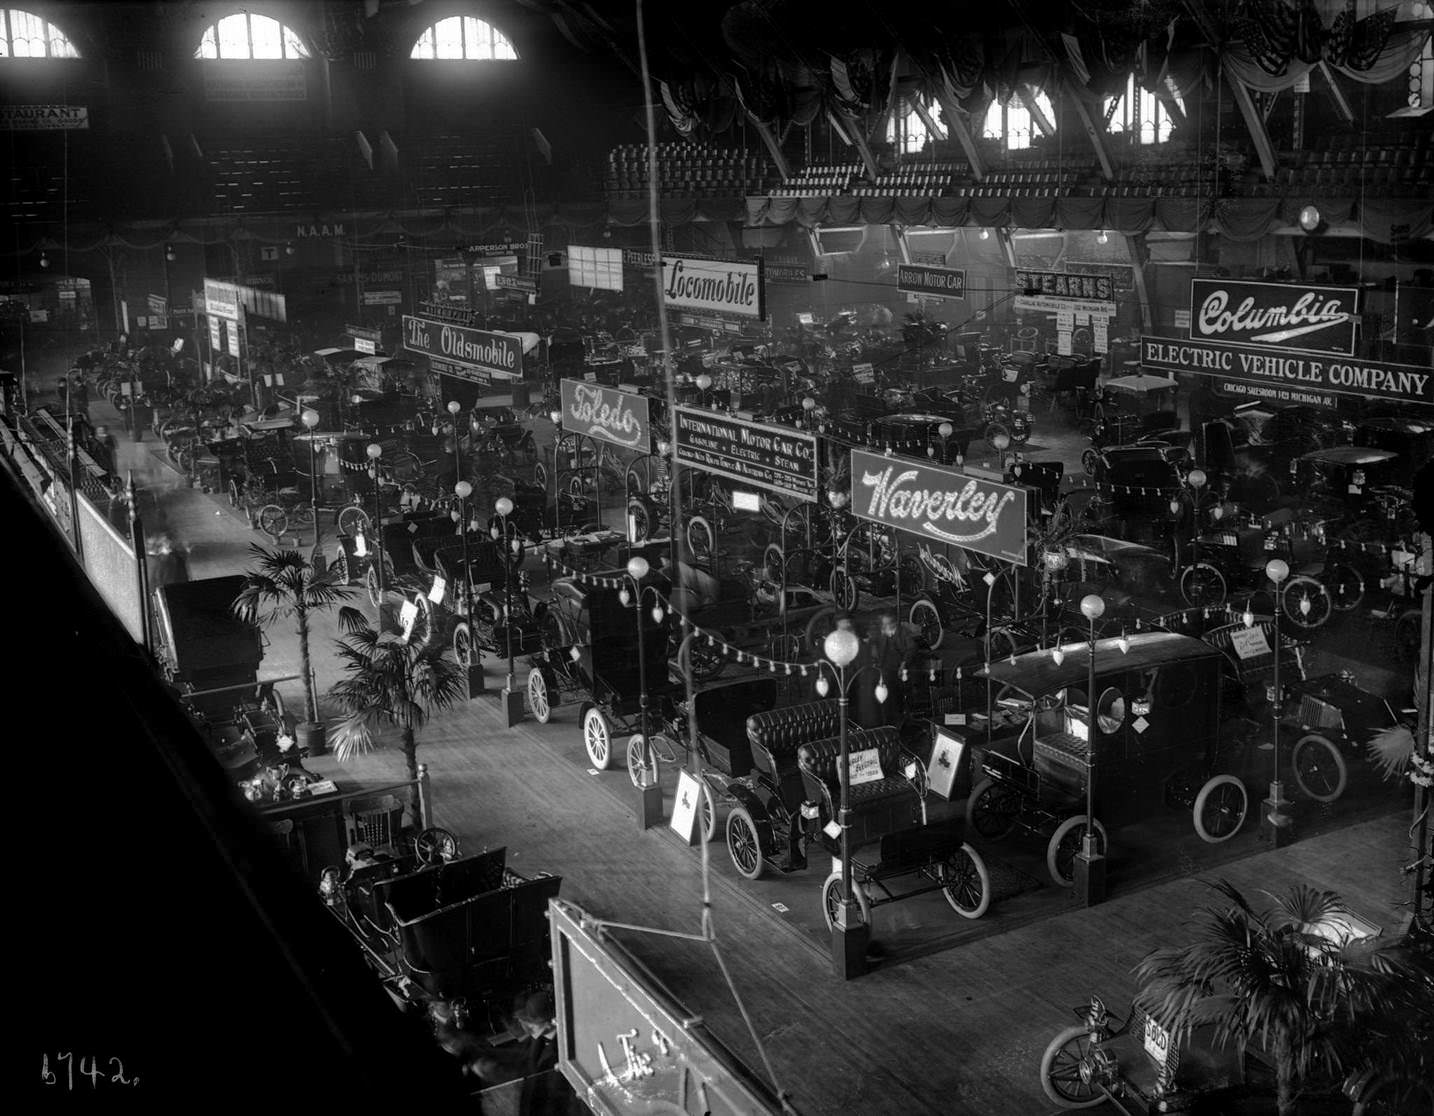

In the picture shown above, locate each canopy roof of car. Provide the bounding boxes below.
[981,631,1220,695]
[155,575,262,676]
[1298,446,1400,466]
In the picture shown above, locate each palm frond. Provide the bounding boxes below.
[1366,725,1416,782]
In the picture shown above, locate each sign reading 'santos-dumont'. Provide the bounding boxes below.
[1190,278,1359,355]
[673,408,817,501]
[660,256,764,320]
[401,315,523,379]
[1140,336,1432,408]
[898,264,967,299]
[560,379,650,451]
[850,449,1029,565]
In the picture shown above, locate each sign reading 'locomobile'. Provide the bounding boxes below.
[659,256,764,319]
[401,314,524,380]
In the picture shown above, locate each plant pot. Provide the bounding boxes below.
[297,720,327,756]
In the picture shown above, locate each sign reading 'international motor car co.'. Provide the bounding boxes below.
[673,408,817,501]
[1190,278,1359,355]
[660,256,765,320]
[897,264,967,299]
[1140,336,1433,408]
[401,315,523,379]
[560,379,650,451]
[850,449,1029,566]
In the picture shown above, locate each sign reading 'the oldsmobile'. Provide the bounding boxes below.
[660,256,764,320]
[850,449,1028,565]
[674,408,817,502]
[401,315,523,379]
[1190,278,1359,355]
[897,264,967,299]
[560,379,650,451]
[1140,336,1432,408]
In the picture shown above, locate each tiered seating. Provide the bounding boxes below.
[850,161,958,196]
[1104,157,1222,197]
[605,141,772,199]
[1274,131,1431,197]
[407,132,520,208]
[962,158,1102,197]
[203,138,321,214]
[1,134,95,221]
[769,160,860,197]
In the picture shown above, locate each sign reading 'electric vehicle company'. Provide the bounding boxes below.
[673,407,817,501]
[1190,278,1359,355]
[560,379,650,451]
[1140,336,1432,408]
[850,449,1028,565]
[897,264,967,299]
[401,315,523,379]
[660,256,764,319]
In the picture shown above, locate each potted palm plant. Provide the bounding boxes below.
[326,605,463,823]
[233,543,354,754]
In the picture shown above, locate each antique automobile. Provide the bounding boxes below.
[1277,672,1415,805]
[1290,446,1416,542]
[966,632,1256,887]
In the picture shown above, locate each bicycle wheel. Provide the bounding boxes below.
[687,515,714,561]
[1179,562,1228,608]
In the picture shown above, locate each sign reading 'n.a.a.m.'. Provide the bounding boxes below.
[1189,278,1359,356]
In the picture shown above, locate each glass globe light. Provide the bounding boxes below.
[824,627,860,667]
[938,422,953,438]
[454,480,472,499]
[366,443,382,460]
[802,396,816,411]
[696,374,713,391]
[494,496,514,517]
[301,408,320,429]
[1187,468,1207,489]
[1298,204,1322,232]
[627,556,650,581]
[992,431,1010,451]
[1266,558,1290,584]
[447,400,461,415]
[1080,594,1105,621]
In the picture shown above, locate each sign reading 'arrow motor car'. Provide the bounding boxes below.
[850,449,1028,565]
[401,315,523,379]
[1189,278,1360,355]
[560,379,650,451]
[897,264,967,299]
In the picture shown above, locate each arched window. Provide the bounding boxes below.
[886,98,936,155]
[195,13,310,60]
[983,87,1056,151]
[0,9,79,57]
[411,15,517,60]
[1104,74,1184,144]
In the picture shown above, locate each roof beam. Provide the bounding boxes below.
[1181,0,1276,180]
[1016,81,1056,139]
[1317,61,1354,124]
[746,114,791,181]
[931,88,986,182]
[1063,77,1116,181]
[828,107,881,181]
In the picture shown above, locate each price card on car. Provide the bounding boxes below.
[354,533,368,556]
[1143,1014,1172,1064]
[428,576,446,604]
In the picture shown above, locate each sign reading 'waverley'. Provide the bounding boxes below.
[1190,278,1359,355]
[660,256,764,320]
[1140,336,1432,408]
[897,264,967,299]
[673,407,817,501]
[560,379,650,451]
[401,315,523,378]
[850,449,1028,565]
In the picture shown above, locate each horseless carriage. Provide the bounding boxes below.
[965,632,1259,887]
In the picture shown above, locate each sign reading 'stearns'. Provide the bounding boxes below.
[659,256,764,319]
[1189,278,1359,355]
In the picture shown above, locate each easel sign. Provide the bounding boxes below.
[927,730,967,801]
[670,770,704,845]
[399,599,419,643]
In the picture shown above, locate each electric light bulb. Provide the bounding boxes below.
[1242,604,1255,629]
[1117,633,1130,654]
[1052,645,1065,666]
[651,605,665,623]
[815,675,830,697]
[619,588,631,607]
[1299,595,1311,616]
[874,680,889,705]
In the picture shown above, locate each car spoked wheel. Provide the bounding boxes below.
[1046,816,1108,888]
[726,807,765,880]
[452,622,474,669]
[909,598,944,650]
[1039,1025,1107,1109]
[583,707,613,769]
[939,844,991,919]
[830,566,858,612]
[526,670,552,724]
[626,734,658,790]
[627,499,651,543]
[337,505,369,537]
[687,515,714,561]
[820,872,871,932]
[1281,575,1332,630]
[1193,774,1247,843]
[1179,562,1227,608]
[1325,562,1364,611]
[1292,734,1348,803]
[258,504,288,540]
[966,778,1021,841]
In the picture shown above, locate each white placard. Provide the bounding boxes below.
[1056,311,1074,331]
[670,770,703,842]
[927,731,966,801]
[1094,318,1109,354]
[208,316,223,350]
[225,318,240,354]
[1074,310,1090,326]
[943,712,967,726]
[1058,331,1073,356]
[847,747,883,786]
[353,533,367,556]
[1230,626,1272,660]
[428,576,446,604]
[732,490,761,512]
[399,599,419,641]
[853,361,875,384]
[1015,294,1118,317]
[1173,308,1192,330]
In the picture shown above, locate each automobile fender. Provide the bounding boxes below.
[725,781,777,858]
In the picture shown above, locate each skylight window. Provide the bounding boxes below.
[0,9,79,58]
[411,16,517,60]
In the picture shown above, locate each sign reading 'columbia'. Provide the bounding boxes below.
[850,449,1028,565]
[660,256,764,320]
[559,379,650,451]
[1190,278,1359,355]
[401,315,523,378]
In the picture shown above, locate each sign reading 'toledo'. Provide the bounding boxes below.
[1189,278,1359,355]
[850,449,1028,565]
[559,379,650,451]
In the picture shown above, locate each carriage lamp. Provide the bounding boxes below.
[1076,593,1107,907]
[1262,558,1294,847]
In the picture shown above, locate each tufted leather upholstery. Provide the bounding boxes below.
[746,700,844,810]
[797,727,923,849]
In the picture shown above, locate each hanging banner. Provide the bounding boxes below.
[401,315,523,379]
[673,408,817,502]
[1014,269,1114,302]
[897,264,967,299]
[762,263,810,284]
[1189,278,1359,356]
[1140,336,1432,408]
[202,279,240,322]
[0,104,88,130]
[560,379,651,451]
[660,256,764,320]
[850,449,1028,565]
[493,273,538,295]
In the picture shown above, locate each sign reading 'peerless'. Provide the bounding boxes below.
[850,449,1028,565]
[1190,278,1359,355]
[673,407,817,501]
[560,379,650,451]
[660,256,764,319]
[401,314,523,378]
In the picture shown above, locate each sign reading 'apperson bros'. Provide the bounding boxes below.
[850,449,1029,565]
[401,315,523,380]
[1190,278,1359,355]
[559,379,650,451]
[673,408,817,501]
[659,256,764,319]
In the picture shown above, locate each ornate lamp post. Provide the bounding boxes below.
[447,399,463,487]
[1261,557,1295,846]
[1073,592,1107,906]
[801,395,817,430]
[454,480,484,696]
[493,496,524,727]
[366,442,385,610]
[990,428,1011,471]
[621,555,665,828]
[695,373,713,407]
[301,408,321,551]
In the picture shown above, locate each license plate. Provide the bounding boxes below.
[1143,1014,1171,1064]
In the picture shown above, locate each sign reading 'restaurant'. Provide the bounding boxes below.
[1140,336,1432,408]
[897,264,967,299]
[660,256,764,320]
[559,379,650,451]
[850,449,1028,565]
[1190,278,1359,355]
[401,315,523,379]
[673,407,817,501]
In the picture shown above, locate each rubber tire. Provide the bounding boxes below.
[909,597,944,651]
[687,515,714,561]
[939,843,991,919]
[452,622,474,670]
[1192,774,1248,843]
[365,566,383,609]
[820,871,872,932]
[763,543,785,583]
[966,777,1021,841]
[1281,574,1332,630]
[804,607,837,655]
[527,669,552,724]
[626,734,658,790]
[1046,816,1109,888]
[337,505,369,537]
[1292,733,1348,803]
[258,504,288,540]
[726,806,766,880]
[1180,562,1228,608]
[830,566,859,612]
[1325,562,1364,611]
[583,706,614,770]
[627,499,651,543]
[1039,1024,1107,1109]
